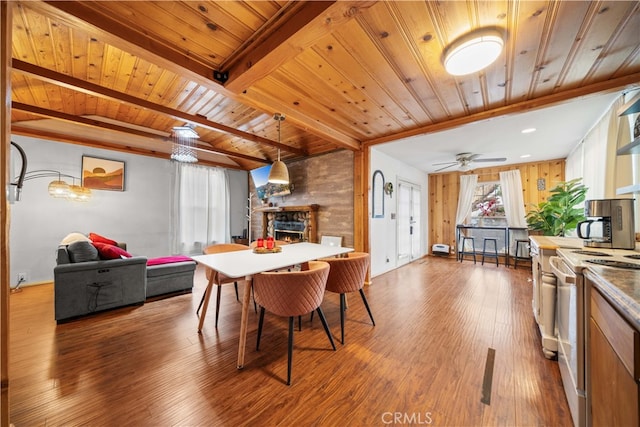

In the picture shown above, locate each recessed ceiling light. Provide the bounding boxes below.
[520,154,531,158]
[521,127,536,134]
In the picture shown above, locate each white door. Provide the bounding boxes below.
[397,180,421,266]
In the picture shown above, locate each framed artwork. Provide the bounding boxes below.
[82,156,125,191]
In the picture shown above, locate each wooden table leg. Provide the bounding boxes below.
[237,278,252,369]
[198,275,215,333]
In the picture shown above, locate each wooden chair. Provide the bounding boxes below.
[253,261,336,385]
[322,252,375,344]
[197,243,249,328]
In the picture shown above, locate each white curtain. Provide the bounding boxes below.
[171,163,230,255]
[455,174,478,225]
[499,170,527,228]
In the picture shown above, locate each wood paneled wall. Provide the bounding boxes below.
[428,158,565,253]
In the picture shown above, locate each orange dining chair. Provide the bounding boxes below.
[253,260,336,385]
[322,252,375,344]
[197,243,249,328]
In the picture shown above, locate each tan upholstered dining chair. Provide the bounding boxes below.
[197,243,249,327]
[253,260,336,385]
[322,252,375,344]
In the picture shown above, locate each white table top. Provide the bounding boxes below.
[191,242,353,278]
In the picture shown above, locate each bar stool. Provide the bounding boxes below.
[458,236,476,264]
[481,238,499,266]
[513,239,531,269]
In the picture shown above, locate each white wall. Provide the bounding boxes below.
[369,148,428,277]
[9,135,247,287]
[565,93,639,232]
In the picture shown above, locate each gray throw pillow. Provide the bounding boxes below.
[67,241,99,263]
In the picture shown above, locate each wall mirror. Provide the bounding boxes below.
[372,170,385,218]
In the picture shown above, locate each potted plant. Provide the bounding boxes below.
[526,178,588,236]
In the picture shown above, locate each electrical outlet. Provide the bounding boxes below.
[17,272,27,283]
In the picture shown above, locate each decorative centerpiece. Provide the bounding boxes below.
[253,237,282,254]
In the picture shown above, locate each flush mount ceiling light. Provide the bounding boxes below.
[171,125,199,163]
[443,28,504,76]
[268,113,290,184]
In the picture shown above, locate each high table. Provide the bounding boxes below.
[456,224,529,266]
[192,242,353,369]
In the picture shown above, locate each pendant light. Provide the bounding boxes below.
[267,113,290,184]
[171,125,199,163]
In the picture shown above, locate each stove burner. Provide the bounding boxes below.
[586,259,640,270]
[572,250,612,257]
[624,254,640,260]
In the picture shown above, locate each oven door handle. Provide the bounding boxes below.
[549,256,575,284]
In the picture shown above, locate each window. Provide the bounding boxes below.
[470,182,507,227]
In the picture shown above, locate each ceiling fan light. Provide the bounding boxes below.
[444,29,504,76]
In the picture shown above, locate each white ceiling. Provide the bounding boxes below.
[374,90,623,174]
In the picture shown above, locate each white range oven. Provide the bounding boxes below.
[551,246,640,427]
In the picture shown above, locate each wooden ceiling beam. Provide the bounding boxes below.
[10,125,244,170]
[35,0,363,152]
[28,0,362,156]
[221,1,337,91]
[11,101,269,164]
[364,73,640,147]
[12,59,305,156]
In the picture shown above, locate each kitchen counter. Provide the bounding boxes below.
[585,267,640,331]
[529,235,582,250]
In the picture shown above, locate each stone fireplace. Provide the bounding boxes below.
[257,205,319,243]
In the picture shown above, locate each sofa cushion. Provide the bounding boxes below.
[67,241,99,263]
[93,242,132,260]
[147,255,193,266]
[89,232,118,246]
[146,260,196,278]
[61,232,91,245]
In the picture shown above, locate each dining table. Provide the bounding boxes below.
[191,242,353,369]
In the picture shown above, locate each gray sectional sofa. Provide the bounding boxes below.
[54,237,196,322]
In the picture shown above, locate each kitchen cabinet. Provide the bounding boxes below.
[588,280,640,426]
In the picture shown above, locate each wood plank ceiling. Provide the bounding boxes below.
[9,0,640,170]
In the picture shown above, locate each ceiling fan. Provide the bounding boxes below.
[432,152,507,172]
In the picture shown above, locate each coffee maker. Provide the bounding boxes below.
[577,198,636,249]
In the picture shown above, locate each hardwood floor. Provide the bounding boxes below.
[9,257,572,426]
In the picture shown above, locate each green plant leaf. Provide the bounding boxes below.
[525,178,588,236]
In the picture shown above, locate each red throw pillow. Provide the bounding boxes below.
[89,232,118,246]
[93,242,132,260]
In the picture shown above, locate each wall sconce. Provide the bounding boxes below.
[384,182,394,197]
